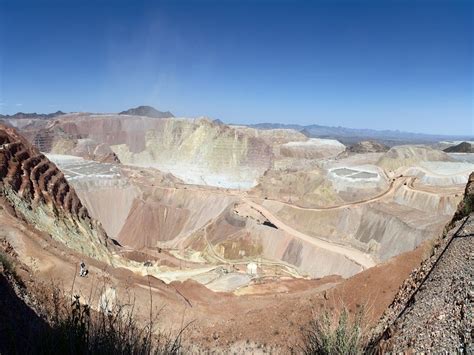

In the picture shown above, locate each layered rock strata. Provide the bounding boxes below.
[0,125,114,261]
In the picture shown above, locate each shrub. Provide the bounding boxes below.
[4,278,187,355]
[0,251,14,273]
[450,193,474,226]
[37,294,184,354]
[300,306,365,355]
[0,251,20,284]
[462,194,474,216]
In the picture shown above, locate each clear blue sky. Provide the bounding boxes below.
[0,0,472,135]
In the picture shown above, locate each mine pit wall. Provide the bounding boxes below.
[393,185,460,215]
[260,183,458,262]
[105,187,238,249]
[12,115,275,187]
[146,188,238,246]
[0,126,114,262]
[199,207,363,278]
[263,229,363,278]
[44,115,274,185]
[117,199,192,248]
[74,183,141,239]
[66,176,235,248]
[353,205,448,260]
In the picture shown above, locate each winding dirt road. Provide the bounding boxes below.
[233,177,412,269]
[239,175,463,269]
[255,176,412,212]
[241,198,376,269]
[59,159,460,272]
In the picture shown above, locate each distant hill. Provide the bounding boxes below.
[0,111,65,120]
[348,140,389,153]
[246,123,474,146]
[443,141,474,153]
[378,145,453,170]
[119,106,174,118]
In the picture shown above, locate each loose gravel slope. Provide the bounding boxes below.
[385,214,473,352]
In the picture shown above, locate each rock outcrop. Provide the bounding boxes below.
[0,124,114,261]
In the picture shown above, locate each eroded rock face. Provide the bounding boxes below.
[0,124,114,261]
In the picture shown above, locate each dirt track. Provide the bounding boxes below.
[253,175,410,211]
[129,174,455,271]
[242,198,376,269]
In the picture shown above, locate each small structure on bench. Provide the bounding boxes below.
[246,262,258,276]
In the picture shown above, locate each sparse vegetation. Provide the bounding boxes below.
[36,293,184,354]
[0,251,21,284]
[461,194,474,217]
[1,276,187,354]
[299,306,366,355]
[0,251,14,273]
[449,193,474,227]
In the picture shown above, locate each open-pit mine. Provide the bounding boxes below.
[1,108,472,352]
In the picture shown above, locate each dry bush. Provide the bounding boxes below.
[0,251,21,285]
[461,194,474,216]
[299,306,366,355]
[0,251,14,274]
[7,278,187,355]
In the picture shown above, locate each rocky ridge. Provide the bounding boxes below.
[0,124,114,261]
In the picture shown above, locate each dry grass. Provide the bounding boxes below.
[298,306,366,355]
[0,251,21,285]
[37,293,184,354]
[2,275,188,355]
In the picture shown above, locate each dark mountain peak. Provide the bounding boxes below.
[443,141,473,153]
[119,106,174,118]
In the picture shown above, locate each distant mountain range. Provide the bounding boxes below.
[119,105,174,118]
[0,111,65,120]
[245,123,474,146]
